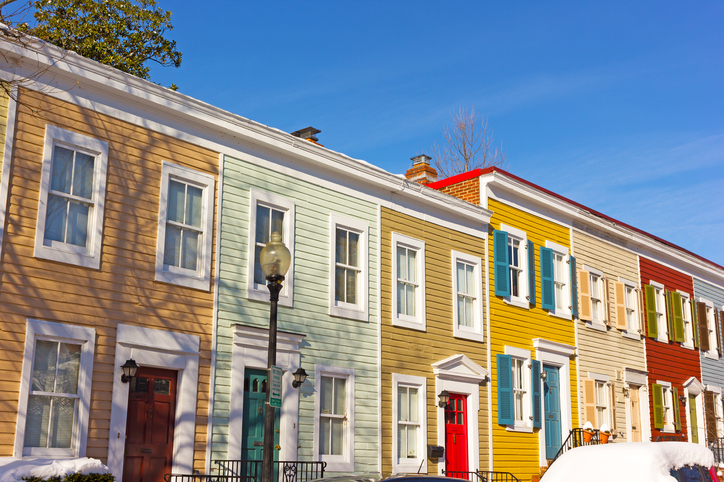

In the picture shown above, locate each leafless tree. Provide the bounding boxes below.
[430,107,507,178]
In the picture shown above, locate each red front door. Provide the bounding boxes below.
[123,367,178,482]
[445,394,468,475]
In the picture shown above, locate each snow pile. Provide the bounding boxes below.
[0,457,110,482]
[541,442,715,482]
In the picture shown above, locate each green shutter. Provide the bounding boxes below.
[645,285,658,339]
[672,292,685,343]
[528,240,536,307]
[497,354,514,425]
[692,299,700,349]
[666,291,674,342]
[493,230,510,297]
[570,256,578,318]
[673,387,681,431]
[653,383,664,429]
[531,359,541,429]
[540,247,554,311]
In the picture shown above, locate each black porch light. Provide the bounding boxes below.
[121,358,139,383]
[292,367,308,388]
[438,390,450,407]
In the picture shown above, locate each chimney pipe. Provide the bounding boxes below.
[291,127,322,145]
[405,154,437,185]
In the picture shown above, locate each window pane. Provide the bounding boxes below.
[321,377,333,413]
[457,263,465,293]
[181,229,199,270]
[50,146,73,194]
[466,264,474,294]
[464,297,474,327]
[397,281,405,315]
[32,340,58,392]
[66,201,89,247]
[348,232,359,268]
[398,388,408,421]
[335,267,345,302]
[256,206,270,245]
[320,418,330,455]
[457,296,466,326]
[397,424,407,459]
[55,343,81,394]
[25,395,51,447]
[336,229,347,265]
[185,185,203,228]
[397,247,406,280]
[168,180,186,224]
[409,388,418,423]
[407,250,416,283]
[345,269,356,304]
[330,419,343,455]
[333,378,346,415]
[254,246,265,285]
[49,396,75,448]
[44,194,68,243]
[163,225,181,267]
[406,284,415,316]
[271,209,284,238]
[73,152,95,200]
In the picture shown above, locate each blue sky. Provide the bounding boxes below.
[149,1,724,266]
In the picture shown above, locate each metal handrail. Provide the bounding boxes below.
[550,428,601,464]
[165,476,255,482]
[443,470,520,482]
[708,438,724,465]
[214,460,327,482]
[651,435,686,442]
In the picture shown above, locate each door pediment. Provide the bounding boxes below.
[431,354,488,383]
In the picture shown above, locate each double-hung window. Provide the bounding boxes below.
[451,251,483,341]
[15,320,95,458]
[644,282,668,342]
[493,225,529,308]
[34,125,108,269]
[614,278,641,336]
[590,271,605,324]
[583,375,611,429]
[542,241,570,317]
[329,214,368,321]
[392,233,425,331]
[703,300,718,359]
[497,347,541,432]
[625,285,639,333]
[392,374,426,473]
[680,292,694,348]
[247,189,295,306]
[595,381,609,427]
[155,162,215,290]
[314,365,354,472]
[513,357,527,424]
[652,381,680,433]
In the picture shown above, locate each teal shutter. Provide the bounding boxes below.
[540,247,554,311]
[494,230,510,297]
[528,240,536,307]
[497,354,514,425]
[570,256,578,318]
[531,359,542,429]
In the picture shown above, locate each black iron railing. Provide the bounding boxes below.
[550,428,601,464]
[165,476,255,482]
[708,438,724,465]
[651,435,686,442]
[443,470,520,482]
[214,460,327,482]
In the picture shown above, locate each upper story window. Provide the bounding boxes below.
[702,300,719,359]
[614,278,641,337]
[680,293,693,347]
[247,189,295,306]
[451,251,483,341]
[625,284,639,332]
[15,320,95,458]
[578,266,606,326]
[541,241,570,317]
[497,347,541,432]
[392,374,427,474]
[644,282,668,342]
[391,233,425,331]
[493,225,530,309]
[589,271,605,325]
[155,162,215,290]
[314,364,354,472]
[329,214,368,321]
[34,125,108,269]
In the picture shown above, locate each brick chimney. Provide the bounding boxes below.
[291,127,323,146]
[405,154,437,185]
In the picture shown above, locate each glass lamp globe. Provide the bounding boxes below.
[259,232,291,278]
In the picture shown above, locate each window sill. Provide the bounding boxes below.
[329,305,367,322]
[393,460,427,474]
[622,331,642,341]
[705,351,720,360]
[506,424,533,433]
[503,297,529,310]
[34,244,100,270]
[247,288,293,307]
[548,310,572,320]
[321,459,354,473]
[454,329,484,343]
[656,337,669,344]
[156,269,210,291]
[586,322,607,332]
[393,317,426,332]
[680,343,695,351]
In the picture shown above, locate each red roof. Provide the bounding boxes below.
[428,167,724,273]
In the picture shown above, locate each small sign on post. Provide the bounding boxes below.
[269,366,283,408]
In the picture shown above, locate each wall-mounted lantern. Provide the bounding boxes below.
[121,358,139,384]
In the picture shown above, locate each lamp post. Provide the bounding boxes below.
[259,232,291,482]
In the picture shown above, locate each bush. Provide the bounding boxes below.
[22,474,114,482]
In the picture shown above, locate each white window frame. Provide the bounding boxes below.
[619,277,642,339]
[14,319,95,458]
[391,374,427,474]
[154,161,215,290]
[505,346,532,432]
[546,241,570,318]
[679,291,694,349]
[451,250,483,342]
[588,267,605,326]
[657,380,675,433]
[34,125,108,269]
[391,232,426,331]
[589,372,610,429]
[313,364,355,472]
[328,213,368,321]
[701,298,718,360]
[500,224,528,309]
[650,281,668,343]
[247,189,295,307]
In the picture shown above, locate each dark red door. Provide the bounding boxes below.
[123,367,178,482]
[445,394,468,475]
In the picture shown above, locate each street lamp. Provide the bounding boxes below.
[259,232,291,482]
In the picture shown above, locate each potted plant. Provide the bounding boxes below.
[582,421,595,443]
[599,423,612,444]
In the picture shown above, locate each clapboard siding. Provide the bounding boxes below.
[572,229,646,438]
[639,256,699,441]
[693,279,724,389]
[0,89,218,471]
[212,154,379,473]
[487,199,578,479]
[380,206,488,476]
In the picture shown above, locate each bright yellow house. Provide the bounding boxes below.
[430,168,579,480]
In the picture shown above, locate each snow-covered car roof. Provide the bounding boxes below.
[541,442,715,482]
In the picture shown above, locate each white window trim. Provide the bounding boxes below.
[247,189,295,307]
[678,291,694,349]
[391,374,427,474]
[313,364,355,472]
[584,265,605,327]
[682,381,705,446]
[328,213,369,321]
[650,281,668,344]
[500,224,528,309]
[34,125,108,269]
[391,232,426,331]
[504,345,532,432]
[588,372,610,429]
[656,380,675,433]
[620,277,642,339]
[451,250,484,342]
[701,299,719,360]
[14,319,96,458]
[154,161,215,290]
[545,241,571,319]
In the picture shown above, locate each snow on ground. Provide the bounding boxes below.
[0,457,109,482]
[541,442,715,482]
